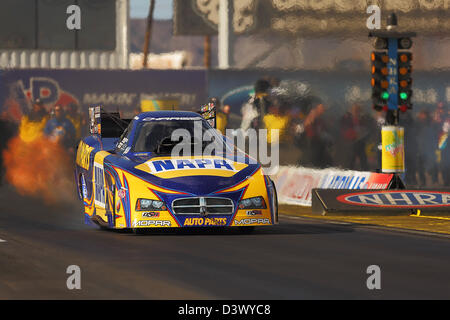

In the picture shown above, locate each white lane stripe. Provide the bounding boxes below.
[0,239,6,243]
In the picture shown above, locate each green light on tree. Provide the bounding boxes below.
[399,92,408,100]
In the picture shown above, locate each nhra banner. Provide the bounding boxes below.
[0,69,208,120]
[272,166,393,206]
[312,189,450,214]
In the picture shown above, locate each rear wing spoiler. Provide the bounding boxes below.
[89,106,132,138]
[199,102,216,129]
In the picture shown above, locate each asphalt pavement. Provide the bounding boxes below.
[0,186,449,299]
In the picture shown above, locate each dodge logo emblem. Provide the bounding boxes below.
[199,197,208,216]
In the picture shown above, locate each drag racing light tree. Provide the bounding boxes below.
[369,14,416,125]
[368,13,416,187]
[371,51,389,111]
[398,51,413,112]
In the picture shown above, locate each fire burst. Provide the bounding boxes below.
[3,135,76,204]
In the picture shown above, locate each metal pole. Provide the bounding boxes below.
[142,0,156,68]
[218,0,234,69]
[119,0,130,69]
[204,35,211,69]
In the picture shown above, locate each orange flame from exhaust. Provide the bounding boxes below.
[3,135,76,205]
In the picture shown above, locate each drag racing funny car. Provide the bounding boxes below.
[75,105,278,233]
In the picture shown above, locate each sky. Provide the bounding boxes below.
[130,0,173,19]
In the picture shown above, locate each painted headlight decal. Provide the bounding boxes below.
[136,198,167,211]
[238,196,266,209]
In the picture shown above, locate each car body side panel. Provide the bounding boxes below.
[92,151,111,223]
[75,138,108,225]
[75,140,96,222]
[229,168,273,226]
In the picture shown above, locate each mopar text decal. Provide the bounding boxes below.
[133,220,171,227]
[337,191,450,207]
[234,218,270,225]
[147,159,235,173]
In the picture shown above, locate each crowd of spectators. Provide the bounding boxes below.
[1,80,448,188]
[229,77,450,187]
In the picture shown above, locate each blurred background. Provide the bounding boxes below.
[0,0,449,198]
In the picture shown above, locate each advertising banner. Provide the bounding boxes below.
[0,69,208,121]
[273,166,324,206]
[272,166,393,207]
[312,189,450,214]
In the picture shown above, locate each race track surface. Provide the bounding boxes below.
[0,186,449,299]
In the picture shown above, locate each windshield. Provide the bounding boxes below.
[132,119,223,154]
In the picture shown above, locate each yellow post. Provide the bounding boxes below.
[381,126,405,173]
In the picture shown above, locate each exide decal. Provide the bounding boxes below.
[337,191,450,207]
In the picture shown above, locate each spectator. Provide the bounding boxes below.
[44,105,76,151]
[294,103,333,168]
[263,100,290,144]
[402,111,418,186]
[267,76,281,89]
[339,104,373,171]
[19,98,49,143]
[210,97,230,135]
[371,109,386,170]
[431,102,446,184]
[415,110,436,186]
[438,106,449,186]
[241,78,272,132]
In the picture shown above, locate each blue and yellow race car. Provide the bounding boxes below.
[75,106,278,233]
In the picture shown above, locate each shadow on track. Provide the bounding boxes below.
[101,221,355,237]
[0,185,354,237]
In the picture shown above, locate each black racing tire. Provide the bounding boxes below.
[270,178,279,224]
